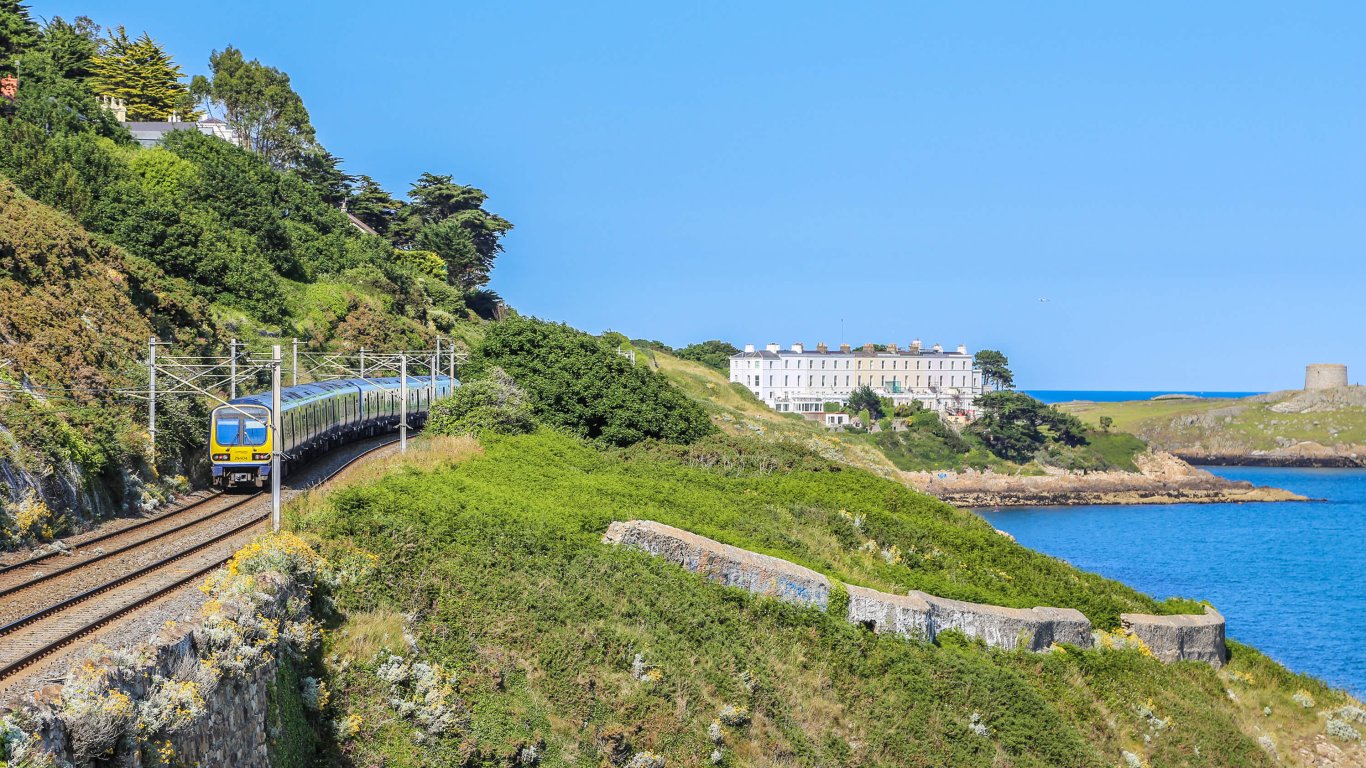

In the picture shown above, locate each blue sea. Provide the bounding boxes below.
[1025,390,1263,404]
[980,467,1366,697]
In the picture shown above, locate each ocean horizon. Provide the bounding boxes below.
[1025,390,1263,404]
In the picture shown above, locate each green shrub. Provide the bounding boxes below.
[468,316,714,446]
[427,367,536,436]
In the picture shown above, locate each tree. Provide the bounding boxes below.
[1099,415,1114,433]
[974,349,1014,390]
[675,340,740,371]
[0,0,39,72]
[345,175,404,235]
[192,46,315,168]
[846,386,884,420]
[89,27,197,121]
[392,173,513,289]
[970,391,1088,462]
[293,146,350,206]
[37,16,99,81]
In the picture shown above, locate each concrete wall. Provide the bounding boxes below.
[1121,607,1228,667]
[605,520,1093,653]
[603,520,831,610]
[605,519,1232,664]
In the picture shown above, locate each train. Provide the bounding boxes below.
[209,375,457,489]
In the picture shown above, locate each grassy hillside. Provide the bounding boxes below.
[288,430,1362,767]
[650,348,1146,476]
[1060,389,1366,459]
[0,178,218,544]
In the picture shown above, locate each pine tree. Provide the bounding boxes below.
[90,27,198,121]
[0,0,39,71]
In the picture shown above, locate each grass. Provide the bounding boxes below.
[1061,394,1366,453]
[286,430,1360,767]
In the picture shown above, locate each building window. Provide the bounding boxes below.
[784,375,789,386]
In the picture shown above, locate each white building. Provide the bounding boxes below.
[730,340,985,418]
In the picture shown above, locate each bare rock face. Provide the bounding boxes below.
[603,520,831,609]
[1120,606,1227,667]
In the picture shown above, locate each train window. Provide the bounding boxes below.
[243,416,268,445]
[215,416,240,446]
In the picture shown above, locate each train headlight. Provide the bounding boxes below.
[212,453,229,461]
[252,452,271,461]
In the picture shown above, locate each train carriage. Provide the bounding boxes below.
[210,375,456,489]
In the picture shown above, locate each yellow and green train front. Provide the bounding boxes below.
[209,403,273,489]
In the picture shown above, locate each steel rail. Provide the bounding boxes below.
[0,437,400,683]
[0,491,226,578]
[0,493,260,600]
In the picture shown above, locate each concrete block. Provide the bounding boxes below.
[845,584,931,638]
[603,520,831,609]
[1121,607,1227,667]
[911,591,1093,651]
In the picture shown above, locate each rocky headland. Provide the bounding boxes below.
[904,450,1305,507]
[1062,386,1366,468]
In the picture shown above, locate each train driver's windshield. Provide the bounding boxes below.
[214,408,269,446]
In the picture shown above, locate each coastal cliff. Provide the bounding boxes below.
[1062,387,1366,468]
[905,450,1304,507]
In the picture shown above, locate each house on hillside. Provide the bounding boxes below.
[100,97,243,149]
[731,340,985,418]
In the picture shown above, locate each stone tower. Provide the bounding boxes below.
[1304,364,1348,391]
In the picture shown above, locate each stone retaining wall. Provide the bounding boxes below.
[606,519,1225,664]
[1122,607,1228,667]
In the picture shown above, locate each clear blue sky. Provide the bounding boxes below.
[30,1,1366,390]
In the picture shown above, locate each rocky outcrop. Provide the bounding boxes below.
[1121,606,1227,667]
[905,451,1304,507]
[5,535,323,767]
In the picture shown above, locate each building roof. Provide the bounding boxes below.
[731,347,971,360]
[344,211,379,236]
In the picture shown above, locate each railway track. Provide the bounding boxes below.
[0,438,400,685]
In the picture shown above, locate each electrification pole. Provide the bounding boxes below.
[399,353,408,453]
[448,344,455,383]
[292,337,300,387]
[431,337,439,395]
[229,338,238,400]
[271,344,282,533]
[359,347,366,379]
[147,337,157,466]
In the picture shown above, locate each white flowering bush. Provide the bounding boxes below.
[968,711,989,738]
[1334,705,1366,724]
[374,651,467,737]
[1327,718,1361,742]
[1291,690,1315,708]
[1256,735,1277,760]
[717,704,749,727]
[1122,750,1144,768]
[626,751,665,768]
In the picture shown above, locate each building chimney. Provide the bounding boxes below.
[766,342,780,353]
[932,343,943,353]
[910,339,922,352]
[792,343,804,354]
[744,344,755,353]
[957,344,967,355]
[839,343,851,353]
[817,342,828,353]
[888,343,899,353]
[862,343,875,353]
